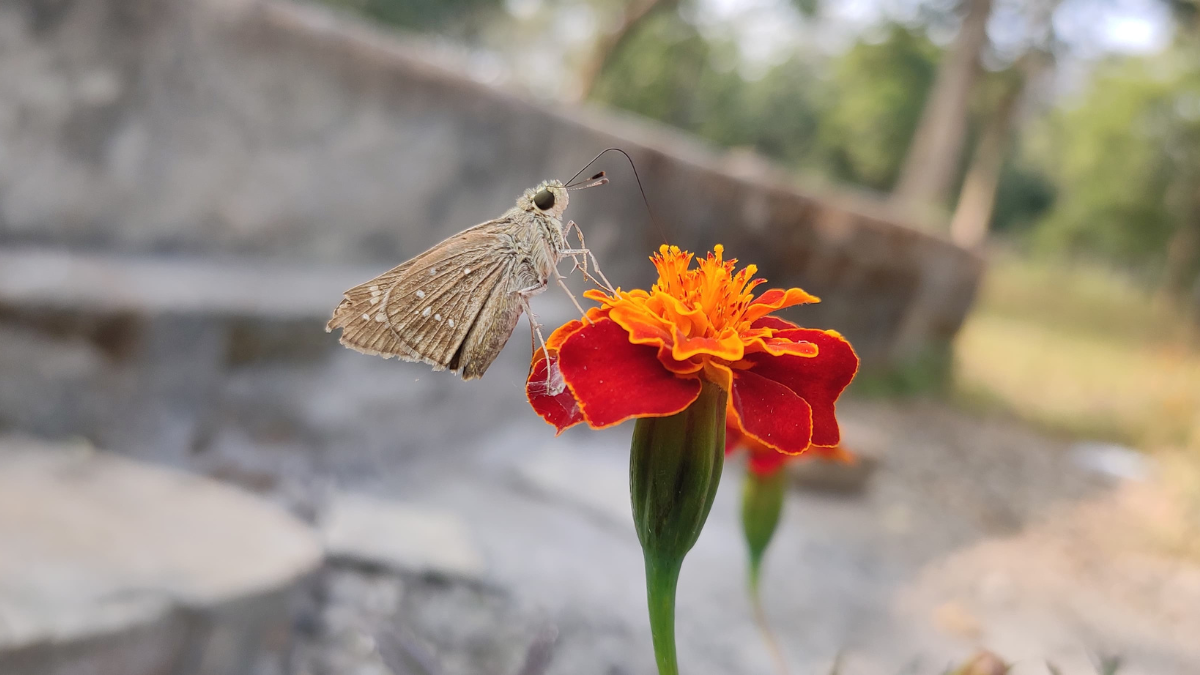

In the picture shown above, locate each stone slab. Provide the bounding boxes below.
[0,247,372,320]
[514,447,632,527]
[0,438,323,674]
[321,494,485,579]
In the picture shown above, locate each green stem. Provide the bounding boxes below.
[645,556,683,675]
[750,583,790,675]
[741,468,789,675]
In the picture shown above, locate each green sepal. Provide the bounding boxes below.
[630,381,727,675]
[741,467,786,594]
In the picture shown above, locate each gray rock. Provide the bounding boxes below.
[515,446,632,527]
[321,494,485,579]
[0,438,323,675]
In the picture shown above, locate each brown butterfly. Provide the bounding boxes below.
[326,176,610,380]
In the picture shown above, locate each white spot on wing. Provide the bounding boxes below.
[416,290,425,299]
[448,319,455,328]
[375,313,386,322]
[422,307,431,317]
[369,297,379,305]
[429,268,437,275]
[361,314,370,321]
[368,285,379,291]
[464,267,471,275]
[434,313,442,322]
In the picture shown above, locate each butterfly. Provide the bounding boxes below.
[326,175,610,380]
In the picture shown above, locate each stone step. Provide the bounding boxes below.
[0,247,370,320]
[0,246,581,331]
[0,438,323,675]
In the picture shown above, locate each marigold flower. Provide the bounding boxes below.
[527,244,859,455]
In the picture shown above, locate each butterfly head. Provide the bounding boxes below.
[519,180,569,219]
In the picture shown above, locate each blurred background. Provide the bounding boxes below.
[1,0,1199,673]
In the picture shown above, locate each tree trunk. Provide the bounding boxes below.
[1160,205,1200,302]
[948,82,1021,249]
[892,0,994,211]
[573,0,678,102]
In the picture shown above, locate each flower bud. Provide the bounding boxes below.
[741,467,787,593]
[630,381,727,675]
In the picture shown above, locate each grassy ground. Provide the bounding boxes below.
[952,252,1200,453]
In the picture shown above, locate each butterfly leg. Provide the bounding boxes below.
[550,265,594,325]
[517,285,561,392]
[560,221,593,285]
[562,221,615,293]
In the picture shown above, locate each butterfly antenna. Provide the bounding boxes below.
[565,171,609,190]
[564,147,667,244]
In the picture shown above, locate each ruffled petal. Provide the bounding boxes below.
[526,353,584,433]
[742,288,819,323]
[744,329,858,446]
[671,328,744,361]
[658,345,704,375]
[728,368,814,455]
[557,318,702,429]
[607,301,674,349]
[754,337,819,358]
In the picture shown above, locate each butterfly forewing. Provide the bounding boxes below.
[327,218,516,375]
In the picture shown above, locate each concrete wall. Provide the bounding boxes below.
[0,0,982,365]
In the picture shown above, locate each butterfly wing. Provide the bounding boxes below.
[452,265,529,380]
[327,217,523,377]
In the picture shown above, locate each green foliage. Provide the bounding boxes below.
[813,24,940,190]
[991,162,1056,234]
[592,16,941,192]
[590,13,821,166]
[320,0,503,33]
[591,15,737,136]
[1025,51,1200,268]
[848,345,954,399]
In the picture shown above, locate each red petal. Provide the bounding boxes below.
[725,416,745,454]
[557,318,702,429]
[526,353,584,433]
[728,368,814,455]
[726,413,793,475]
[747,449,788,476]
[751,316,799,331]
[745,329,858,446]
[546,319,586,351]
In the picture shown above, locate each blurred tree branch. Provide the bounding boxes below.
[892,0,994,212]
[950,66,1028,248]
[950,0,1061,248]
[575,0,681,101]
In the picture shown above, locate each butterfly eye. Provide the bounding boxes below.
[533,188,556,211]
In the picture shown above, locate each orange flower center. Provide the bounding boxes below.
[581,245,819,370]
[647,245,764,335]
